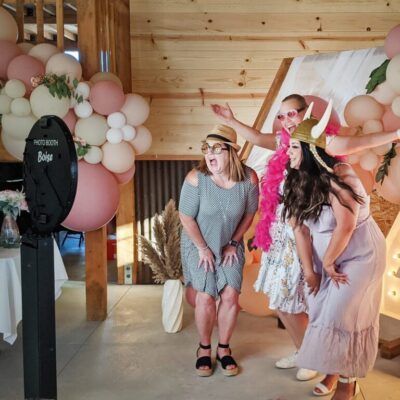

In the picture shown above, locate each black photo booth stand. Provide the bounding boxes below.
[22,115,77,399]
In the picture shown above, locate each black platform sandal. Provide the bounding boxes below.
[216,343,239,376]
[196,343,213,377]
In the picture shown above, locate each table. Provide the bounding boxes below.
[0,241,68,344]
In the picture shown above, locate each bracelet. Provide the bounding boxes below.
[197,244,208,251]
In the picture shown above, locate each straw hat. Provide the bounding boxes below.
[205,124,241,151]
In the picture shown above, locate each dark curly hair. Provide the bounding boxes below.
[282,142,363,225]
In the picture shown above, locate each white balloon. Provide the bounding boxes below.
[28,43,60,65]
[106,128,123,144]
[392,96,400,117]
[75,82,91,100]
[30,85,69,119]
[121,93,150,126]
[1,131,26,160]
[0,94,12,114]
[121,125,136,141]
[2,113,37,140]
[129,125,152,155]
[107,112,126,129]
[4,79,26,98]
[74,100,93,118]
[46,53,82,83]
[369,81,397,105]
[70,95,77,109]
[10,98,31,116]
[74,113,108,146]
[372,143,393,156]
[17,42,34,54]
[83,146,103,164]
[359,151,379,171]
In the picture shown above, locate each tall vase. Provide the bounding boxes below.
[0,213,20,248]
[162,279,183,333]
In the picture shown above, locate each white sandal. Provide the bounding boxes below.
[338,376,361,399]
[313,380,337,397]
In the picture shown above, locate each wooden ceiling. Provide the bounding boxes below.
[2,1,77,48]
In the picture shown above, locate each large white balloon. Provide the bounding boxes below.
[370,81,397,105]
[30,85,70,119]
[4,79,26,98]
[392,96,400,117]
[362,119,383,135]
[121,94,150,127]
[10,98,31,117]
[1,131,26,160]
[0,94,12,114]
[29,43,60,65]
[372,143,393,156]
[0,8,18,42]
[74,100,93,118]
[129,125,152,155]
[1,113,37,140]
[74,113,108,146]
[101,141,135,173]
[46,53,82,82]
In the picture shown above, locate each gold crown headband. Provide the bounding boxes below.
[291,99,334,173]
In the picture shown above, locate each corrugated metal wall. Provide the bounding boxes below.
[134,160,197,284]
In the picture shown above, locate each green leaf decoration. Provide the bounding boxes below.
[73,78,79,88]
[375,144,397,184]
[365,59,390,94]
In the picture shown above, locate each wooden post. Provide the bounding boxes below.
[16,0,24,43]
[55,0,64,50]
[77,0,107,320]
[35,0,44,43]
[240,58,293,161]
[110,0,136,285]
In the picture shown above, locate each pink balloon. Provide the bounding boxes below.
[185,286,197,308]
[63,109,77,134]
[7,54,45,94]
[89,80,125,116]
[384,24,400,59]
[382,108,400,131]
[0,40,22,79]
[62,161,120,232]
[113,164,135,185]
[272,94,341,133]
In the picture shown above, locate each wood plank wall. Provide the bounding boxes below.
[130,0,400,158]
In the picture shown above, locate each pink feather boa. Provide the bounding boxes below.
[254,124,340,252]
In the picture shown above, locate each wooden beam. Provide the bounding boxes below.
[85,228,107,320]
[16,0,24,43]
[240,57,293,160]
[35,0,44,43]
[56,0,64,50]
[77,0,107,320]
[113,0,136,285]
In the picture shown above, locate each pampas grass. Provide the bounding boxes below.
[139,199,182,284]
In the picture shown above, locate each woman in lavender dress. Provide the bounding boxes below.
[282,113,386,399]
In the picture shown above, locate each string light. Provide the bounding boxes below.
[388,290,397,297]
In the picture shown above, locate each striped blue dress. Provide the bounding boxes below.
[179,167,259,298]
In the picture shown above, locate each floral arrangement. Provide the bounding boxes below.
[139,199,182,284]
[0,190,29,218]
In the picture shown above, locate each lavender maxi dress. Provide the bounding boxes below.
[297,192,386,378]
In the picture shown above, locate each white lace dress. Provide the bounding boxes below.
[253,200,307,314]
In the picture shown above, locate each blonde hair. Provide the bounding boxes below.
[196,145,246,182]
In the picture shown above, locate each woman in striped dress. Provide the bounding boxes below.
[179,124,259,377]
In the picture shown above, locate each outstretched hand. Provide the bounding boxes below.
[211,103,234,124]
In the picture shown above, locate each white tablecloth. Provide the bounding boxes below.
[0,241,68,345]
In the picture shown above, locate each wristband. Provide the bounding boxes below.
[228,239,239,248]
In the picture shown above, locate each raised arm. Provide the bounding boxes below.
[326,128,400,156]
[211,103,277,150]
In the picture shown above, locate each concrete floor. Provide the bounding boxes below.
[0,237,399,400]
